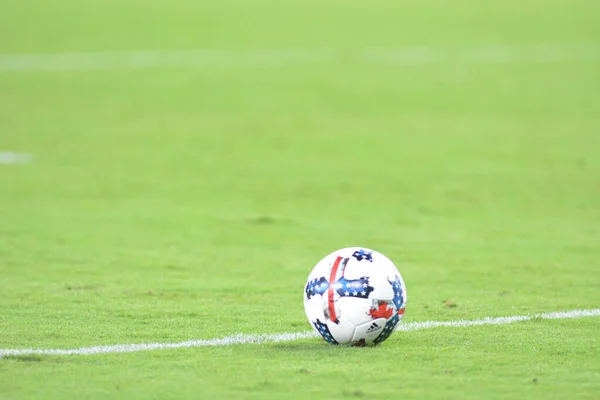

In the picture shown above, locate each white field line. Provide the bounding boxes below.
[0,309,598,357]
[0,152,33,165]
[0,44,599,72]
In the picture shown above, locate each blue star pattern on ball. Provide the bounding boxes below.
[305,277,329,300]
[373,276,405,345]
[389,275,405,310]
[333,276,374,299]
[352,249,373,262]
[313,319,338,345]
[373,314,399,345]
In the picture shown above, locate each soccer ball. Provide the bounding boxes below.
[304,247,407,346]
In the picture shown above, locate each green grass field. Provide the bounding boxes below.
[1,0,600,398]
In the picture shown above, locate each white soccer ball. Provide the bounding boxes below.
[304,247,407,346]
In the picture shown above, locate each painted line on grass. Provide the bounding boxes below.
[1,309,598,357]
[0,152,33,165]
[0,44,599,72]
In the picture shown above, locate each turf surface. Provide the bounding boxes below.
[1,0,599,398]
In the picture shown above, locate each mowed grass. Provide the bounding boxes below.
[1,0,600,399]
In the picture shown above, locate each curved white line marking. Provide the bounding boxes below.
[1,309,598,357]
